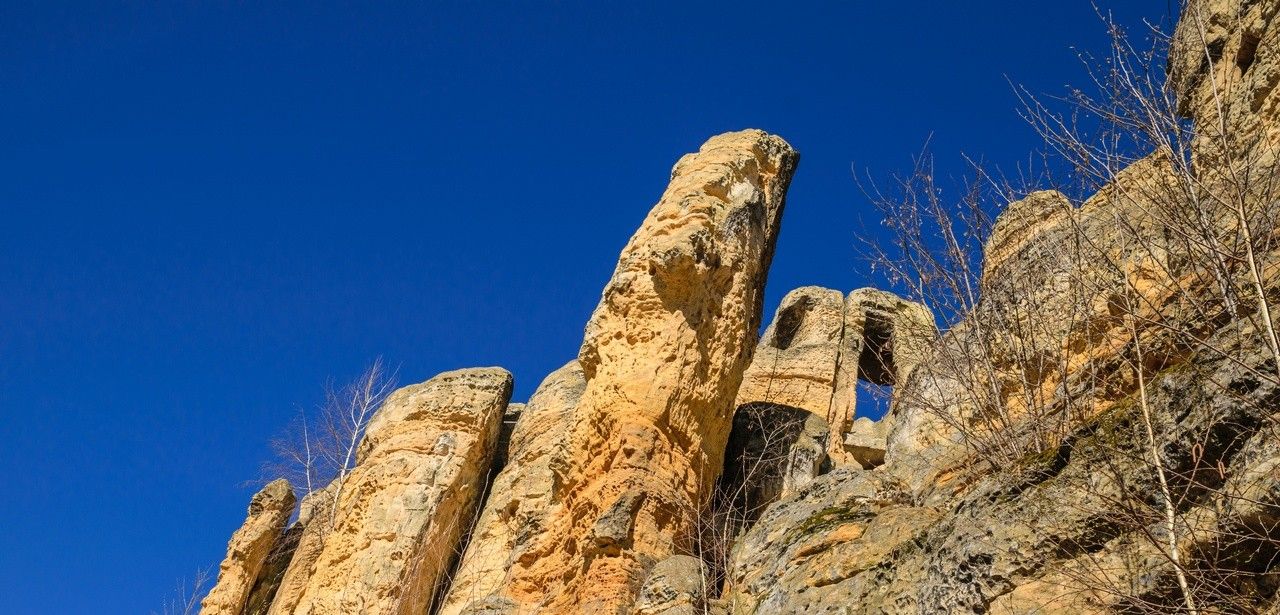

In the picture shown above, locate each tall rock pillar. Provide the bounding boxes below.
[499,129,798,613]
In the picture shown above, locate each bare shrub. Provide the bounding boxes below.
[265,358,397,526]
[862,5,1279,612]
[153,567,211,615]
[857,152,1087,465]
[700,404,809,585]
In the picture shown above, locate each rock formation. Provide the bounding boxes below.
[1172,0,1280,168]
[488,129,797,613]
[198,5,1280,610]
[440,130,804,614]
[722,4,1280,612]
[734,286,846,425]
[727,328,1280,613]
[261,485,335,615]
[980,190,1074,283]
[632,556,711,615]
[724,286,935,510]
[437,361,585,615]
[733,287,936,459]
[286,367,512,615]
[240,493,311,615]
[200,479,296,615]
[834,288,937,467]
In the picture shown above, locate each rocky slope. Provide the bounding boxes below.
[198,3,1280,613]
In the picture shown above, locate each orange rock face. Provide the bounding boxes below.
[200,479,296,615]
[287,368,512,615]
[436,361,586,615]
[487,130,798,613]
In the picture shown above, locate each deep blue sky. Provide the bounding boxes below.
[1,2,1169,613]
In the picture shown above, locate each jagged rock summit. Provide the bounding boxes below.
[198,4,1280,610]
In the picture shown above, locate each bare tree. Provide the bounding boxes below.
[860,5,1279,612]
[857,153,1086,466]
[266,358,398,525]
[154,567,211,615]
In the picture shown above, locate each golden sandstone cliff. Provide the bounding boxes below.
[199,3,1280,613]
[201,479,295,615]
[437,361,585,615]
[491,130,796,614]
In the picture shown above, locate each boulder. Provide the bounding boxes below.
[633,555,714,615]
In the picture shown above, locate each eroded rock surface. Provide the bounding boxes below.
[735,286,847,422]
[723,5,1280,611]
[262,484,336,615]
[1172,0,1280,168]
[833,288,937,467]
[202,7,1280,608]
[721,286,935,517]
[200,479,296,615]
[494,129,798,613]
[634,555,714,615]
[437,361,585,615]
[287,368,512,615]
[729,326,1280,613]
[734,286,936,466]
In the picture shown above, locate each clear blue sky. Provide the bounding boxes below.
[0,2,1168,612]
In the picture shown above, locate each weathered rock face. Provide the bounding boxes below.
[200,6,1280,609]
[242,489,318,615]
[633,555,714,615]
[841,416,889,469]
[981,190,1074,284]
[734,286,847,421]
[714,404,830,536]
[286,368,512,615]
[1172,0,1280,168]
[728,286,936,491]
[835,288,937,466]
[883,159,1185,496]
[703,286,936,583]
[727,310,1280,613]
[242,524,301,615]
[723,467,936,613]
[734,286,937,459]
[200,479,296,615]
[262,484,336,615]
[722,5,1280,611]
[724,286,843,515]
[437,361,585,615]
[492,129,798,613]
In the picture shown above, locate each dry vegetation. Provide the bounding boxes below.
[265,358,397,526]
[858,8,1280,613]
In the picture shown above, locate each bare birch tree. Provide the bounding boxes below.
[154,567,211,615]
[266,358,397,525]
